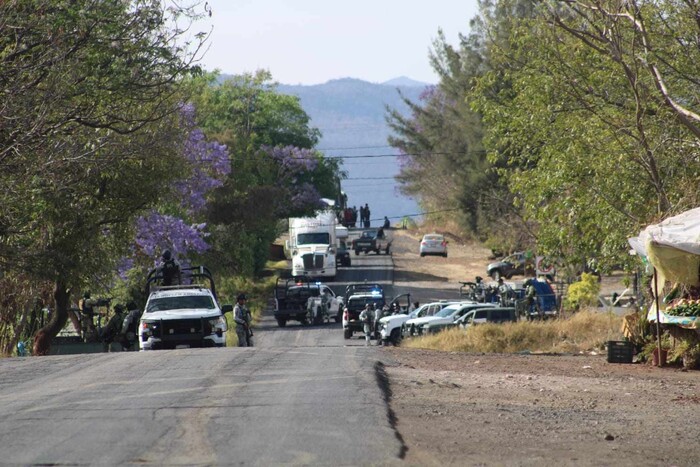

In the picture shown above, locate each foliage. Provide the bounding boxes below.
[404,311,622,354]
[188,71,345,277]
[0,0,208,353]
[564,273,602,311]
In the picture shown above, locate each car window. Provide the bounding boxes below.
[474,310,487,320]
[423,235,443,241]
[435,306,459,318]
[147,295,215,312]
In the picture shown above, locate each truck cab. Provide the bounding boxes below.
[288,210,338,279]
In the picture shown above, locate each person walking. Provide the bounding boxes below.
[364,203,371,228]
[359,303,374,346]
[234,293,252,347]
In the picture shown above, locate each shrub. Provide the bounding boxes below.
[564,273,601,311]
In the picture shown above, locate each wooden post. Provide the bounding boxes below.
[653,268,663,367]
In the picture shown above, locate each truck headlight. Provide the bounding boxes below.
[209,316,227,336]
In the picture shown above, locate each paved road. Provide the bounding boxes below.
[0,242,405,465]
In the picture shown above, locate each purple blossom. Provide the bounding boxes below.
[174,125,231,213]
[134,211,210,262]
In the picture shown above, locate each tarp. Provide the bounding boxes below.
[631,207,700,286]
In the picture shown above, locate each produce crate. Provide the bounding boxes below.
[607,340,634,364]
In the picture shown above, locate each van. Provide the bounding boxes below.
[455,307,517,329]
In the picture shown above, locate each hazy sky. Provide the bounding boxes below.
[198,0,480,85]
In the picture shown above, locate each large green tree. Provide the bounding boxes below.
[0,0,206,354]
[189,71,344,276]
[472,0,700,271]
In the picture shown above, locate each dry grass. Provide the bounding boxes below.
[403,310,624,354]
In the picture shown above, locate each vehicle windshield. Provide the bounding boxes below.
[348,296,384,311]
[424,235,443,241]
[147,295,216,312]
[297,232,330,245]
[435,306,459,318]
[288,286,320,298]
[360,231,376,239]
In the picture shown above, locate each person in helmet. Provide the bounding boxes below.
[119,301,141,351]
[159,249,181,286]
[234,293,252,347]
[359,303,374,346]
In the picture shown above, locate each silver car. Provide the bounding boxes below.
[419,233,448,257]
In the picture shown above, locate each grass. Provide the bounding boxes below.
[403,310,624,354]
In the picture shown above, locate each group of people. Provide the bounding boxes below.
[77,295,141,351]
[358,300,420,346]
[340,203,372,228]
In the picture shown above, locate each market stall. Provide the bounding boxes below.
[629,207,700,367]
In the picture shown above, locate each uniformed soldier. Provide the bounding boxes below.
[100,304,127,352]
[359,303,374,346]
[234,294,251,347]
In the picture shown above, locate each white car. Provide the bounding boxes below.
[420,303,498,334]
[139,285,232,350]
[403,301,477,337]
[419,233,448,257]
[378,301,451,345]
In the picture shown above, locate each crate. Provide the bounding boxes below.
[607,340,634,364]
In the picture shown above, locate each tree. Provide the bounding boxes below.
[0,0,208,355]
[189,71,344,276]
[472,0,700,271]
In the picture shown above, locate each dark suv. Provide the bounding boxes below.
[486,252,530,280]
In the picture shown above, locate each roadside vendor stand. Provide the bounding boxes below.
[629,207,700,367]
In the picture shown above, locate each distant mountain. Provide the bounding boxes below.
[277,78,428,223]
[382,76,432,87]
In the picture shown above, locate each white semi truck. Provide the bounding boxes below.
[288,209,338,279]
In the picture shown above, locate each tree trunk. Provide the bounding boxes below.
[33,279,70,356]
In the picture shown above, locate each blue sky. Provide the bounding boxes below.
[199,0,480,85]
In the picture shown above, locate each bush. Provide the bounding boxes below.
[564,273,601,311]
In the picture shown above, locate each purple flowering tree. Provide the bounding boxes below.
[123,103,230,273]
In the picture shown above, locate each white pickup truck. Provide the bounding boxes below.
[139,266,232,350]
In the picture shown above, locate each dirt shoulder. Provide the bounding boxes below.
[383,229,699,466]
[381,348,699,466]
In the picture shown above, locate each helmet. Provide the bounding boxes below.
[237,293,247,301]
[162,249,172,261]
[114,304,125,313]
[126,301,137,310]
[83,291,91,299]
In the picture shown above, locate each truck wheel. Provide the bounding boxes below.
[343,329,352,339]
[390,328,401,346]
[334,315,341,323]
[375,249,380,255]
[354,250,360,256]
[385,245,390,255]
[277,318,287,327]
[420,253,425,257]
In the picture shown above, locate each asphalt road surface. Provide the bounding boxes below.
[0,240,406,465]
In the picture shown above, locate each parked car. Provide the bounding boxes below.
[378,301,451,345]
[420,303,497,335]
[455,307,517,329]
[419,233,448,257]
[402,301,476,337]
[487,251,531,280]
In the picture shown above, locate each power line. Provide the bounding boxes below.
[317,144,394,151]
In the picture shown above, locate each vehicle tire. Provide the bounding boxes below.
[390,328,401,346]
[343,328,352,339]
[385,246,390,255]
[375,248,380,255]
[443,253,447,258]
[276,318,287,327]
[334,314,341,323]
[491,270,501,281]
[355,250,360,256]
[420,253,425,257]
